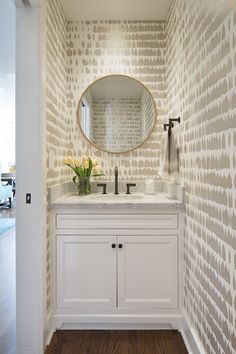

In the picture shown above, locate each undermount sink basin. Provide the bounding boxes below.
[88,194,144,200]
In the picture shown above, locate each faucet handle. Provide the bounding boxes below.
[97,183,107,194]
[126,183,136,194]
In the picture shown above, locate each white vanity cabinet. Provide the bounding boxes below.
[52,207,184,329]
[56,234,178,310]
[57,235,117,309]
[118,235,178,309]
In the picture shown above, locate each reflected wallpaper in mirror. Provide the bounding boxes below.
[77,75,156,153]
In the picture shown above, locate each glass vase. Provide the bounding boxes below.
[77,176,91,196]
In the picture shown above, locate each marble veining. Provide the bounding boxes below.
[51,192,185,210]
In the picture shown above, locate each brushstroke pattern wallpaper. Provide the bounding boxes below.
[166,1,236,353]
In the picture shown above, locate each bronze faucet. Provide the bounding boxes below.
[114,166,119,194]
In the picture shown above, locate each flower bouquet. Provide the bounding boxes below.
[64,156,104,195]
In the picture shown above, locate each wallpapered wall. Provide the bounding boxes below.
[45,0,69,314]
[66,20,166,180]
[140,88,155,141]
[166,0,236,353]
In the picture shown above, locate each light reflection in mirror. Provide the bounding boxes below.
[78,75,156,153]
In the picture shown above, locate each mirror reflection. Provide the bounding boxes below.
[78,75,156,153]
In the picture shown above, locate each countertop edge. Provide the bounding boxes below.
[50,194,185,211]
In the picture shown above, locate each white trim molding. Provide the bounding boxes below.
[45,310,206,354]
[16,3,45,354]
[180,310,206,354]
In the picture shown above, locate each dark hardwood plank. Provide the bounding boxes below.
[45,330,188,354]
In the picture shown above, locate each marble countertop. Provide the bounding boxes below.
[51,192,185,210]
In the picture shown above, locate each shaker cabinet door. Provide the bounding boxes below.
[117,235,178,309]
[57,235,116,309]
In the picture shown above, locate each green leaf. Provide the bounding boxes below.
[85,157,93,177]
[66,164,77,175]
[75,165,83,177]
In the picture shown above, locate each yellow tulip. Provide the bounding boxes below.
[63,156,73,165]
[83,159,89,169]
[63,157,68,164]
[92,159,98,167]
[93,165,101,174]
[74,159,81,167]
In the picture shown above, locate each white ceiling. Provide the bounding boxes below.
[60,0,172,21]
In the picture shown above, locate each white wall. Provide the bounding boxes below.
[0,0,15,171]
[16,4,45,353]
[0,0,15,74]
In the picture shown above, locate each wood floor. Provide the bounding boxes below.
[0,228,16,354]
[0,201,16,354]
[45,330,188,354]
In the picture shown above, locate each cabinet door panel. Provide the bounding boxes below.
[57,235,116,309]
[118,235,178,309]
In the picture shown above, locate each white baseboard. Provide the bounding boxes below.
[45,310,205,354]
[52,313,183,330]
[44,311,54,348]
[45,329,54,347]
[60,323,174,330]
[180,310,205,354]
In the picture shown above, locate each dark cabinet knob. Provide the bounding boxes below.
[118,244,123,249]
[111,243,116,248]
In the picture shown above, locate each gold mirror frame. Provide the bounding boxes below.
[77,74,157,154]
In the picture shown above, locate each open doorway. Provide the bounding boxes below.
[0,0,16,353]
[0,1,45,353]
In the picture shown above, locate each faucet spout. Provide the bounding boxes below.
[114,166,119,195]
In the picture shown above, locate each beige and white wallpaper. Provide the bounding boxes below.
[46,0,70,185]
[92,98,141,152]
[66,20,166,180]
[140,88,155,141]
[45,0,69,314]
[166,1,236,353]
[45,0,236,352]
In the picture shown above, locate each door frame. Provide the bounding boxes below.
[16,0,46,353]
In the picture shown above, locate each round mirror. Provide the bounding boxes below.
[77,75,156,153]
